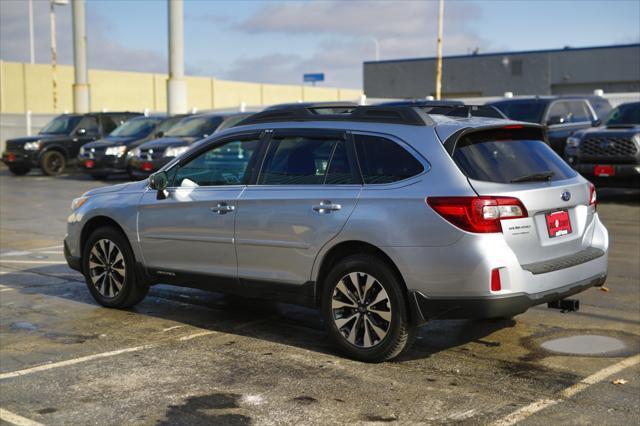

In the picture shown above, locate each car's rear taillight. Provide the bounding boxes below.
[426,196,528,233]
[588,182,597,211]
[491,268,502,292]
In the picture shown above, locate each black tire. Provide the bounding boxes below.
[321,254,416,362]
[8,166,31,176]
[90,173,108,180]
[40,150,66,176]
[82,226,148,308]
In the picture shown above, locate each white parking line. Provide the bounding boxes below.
[0,408,44,426]
[0,260,67,265]
[33,245,63,251]
[492,354,640,426]
[0,345,152,380]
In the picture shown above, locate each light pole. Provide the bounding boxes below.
[435,0,444,100]
[28,0,35,64]
[72,0,90,113]
[167,0,187,115]
[371,37,380,61]
[50,0,69,113]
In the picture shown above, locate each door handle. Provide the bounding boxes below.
[210,202,235,214]
[312,201,342,214]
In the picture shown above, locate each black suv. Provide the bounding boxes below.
[77,115,185,180]
[128,112,250,177]
[488,96,612,155]
[2,112,140,176]
[564,101,640,187]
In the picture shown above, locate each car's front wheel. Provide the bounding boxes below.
[83,226,148,308]
[322,254,416,362]
[40,150,66,176]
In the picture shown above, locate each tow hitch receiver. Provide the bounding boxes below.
[548,298,580,312]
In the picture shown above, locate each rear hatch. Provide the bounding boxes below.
[445,125,596,265]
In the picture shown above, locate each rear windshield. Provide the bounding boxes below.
[452,128,576,183]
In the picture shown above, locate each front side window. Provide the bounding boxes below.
[566,101,591,123]
[173,137,260,187]
[259,135,356,185]
[78,116,100,135]
[353,134,424,184]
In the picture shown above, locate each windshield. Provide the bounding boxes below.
[605,103,640,126]
[491,101,547,124]
[164,116,223,137]
[156,116,184,134]
[39,115,81,135]
[110,117,161,137]
[215,115,249,132]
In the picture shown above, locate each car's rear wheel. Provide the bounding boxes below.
[8,166,31,176]
[322,254,416,362]
[40,150,66,176]
[83,227,148,308]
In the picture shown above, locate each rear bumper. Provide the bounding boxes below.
[409,273,606,323]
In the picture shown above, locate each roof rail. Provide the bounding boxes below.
[235,105,431,127]
[425,104,507,119]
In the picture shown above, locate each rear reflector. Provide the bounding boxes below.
[6,153,16,162]
[491,268,502,292]
[427,196,528,233]
[141,162,154,172]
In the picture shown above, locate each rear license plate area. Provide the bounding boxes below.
[594,165,615,177]
[546,210,572,238]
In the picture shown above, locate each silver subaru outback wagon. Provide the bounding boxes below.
[64,105,609,362]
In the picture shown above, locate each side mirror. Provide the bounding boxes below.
[155,131,164,138]
[149,171,169,199]
[76,128,87,136]
[592,119,602,127]
[546,115,565,126]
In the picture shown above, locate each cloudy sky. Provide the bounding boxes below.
[1,0,639,88]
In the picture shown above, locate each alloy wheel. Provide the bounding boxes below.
[89,239,126,298]
[331,272,392,348]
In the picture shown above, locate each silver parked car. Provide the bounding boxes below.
[64,105,609,362]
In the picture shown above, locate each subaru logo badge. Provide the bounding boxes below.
[561,191,571,202]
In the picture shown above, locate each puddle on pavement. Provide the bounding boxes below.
[524,328,639,359]
[541,335,627,356]
[10,322,39,331]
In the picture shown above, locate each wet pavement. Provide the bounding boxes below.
[1,167,639,425]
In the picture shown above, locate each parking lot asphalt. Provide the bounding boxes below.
[0,166,638,425]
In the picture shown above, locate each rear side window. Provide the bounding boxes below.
[259,135,357,185]
[354,134,424,184]
[452,128,576,183]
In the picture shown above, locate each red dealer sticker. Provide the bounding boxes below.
[85,159,95,168]
[546,210,572,238]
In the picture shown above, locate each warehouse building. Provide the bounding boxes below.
[363,43,640,99]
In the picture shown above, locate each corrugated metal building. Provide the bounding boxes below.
[363,44,640,99]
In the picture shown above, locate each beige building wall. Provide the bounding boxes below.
[0,61,362,114]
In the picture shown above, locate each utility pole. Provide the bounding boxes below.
[28,0,35,64]
[371,37,380,61]
[72,0,90,113]
[167,0,187,115]
[435,0,444,100]
[49,0,69,113]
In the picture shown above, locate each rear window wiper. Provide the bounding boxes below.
[510,171,554,183]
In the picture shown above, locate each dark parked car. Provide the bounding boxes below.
[564,101,640,187]
[488,96,612,155]
[2,112,140,176]
[128,112,248,177]
[77,115,186,180]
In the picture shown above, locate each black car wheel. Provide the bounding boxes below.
[322,254,416,362]
[40,151,66,176]
[82,226,148,308]
[8,166,31,176]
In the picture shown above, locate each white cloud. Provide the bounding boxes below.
[227,0,491,88]
[0,0,165,73]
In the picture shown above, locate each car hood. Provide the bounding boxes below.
[83,179,148,196]
[137,136,196,150]
[573,124,640,139]
[82,136,141,149]
[5,134,67,148]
